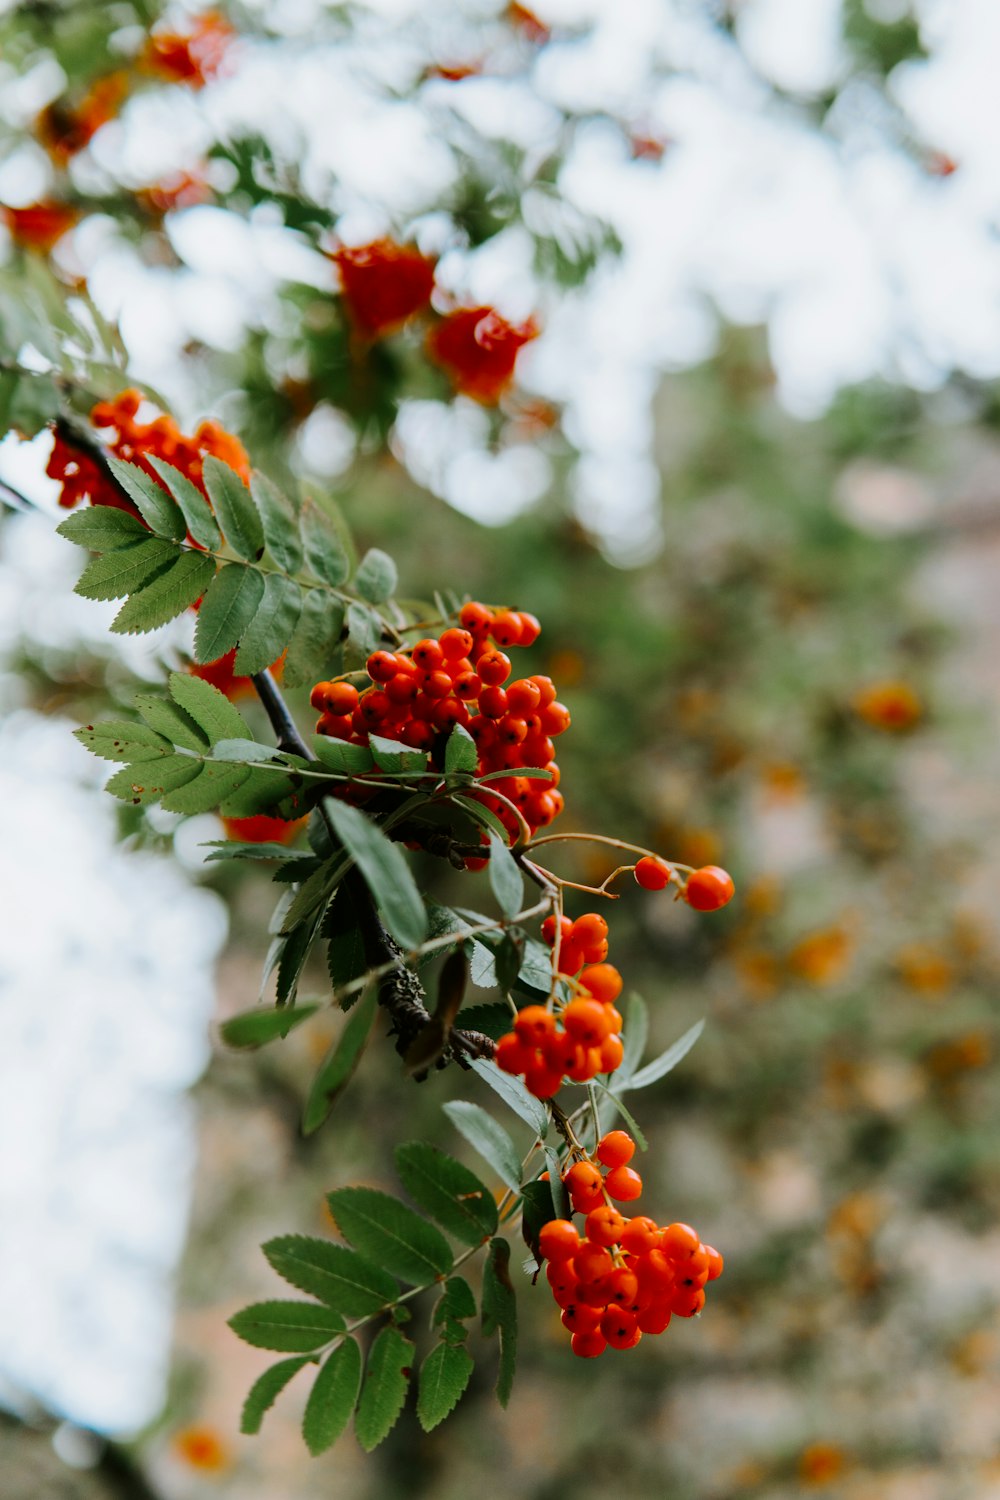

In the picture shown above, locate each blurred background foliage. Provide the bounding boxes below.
[3,1,1000,1498]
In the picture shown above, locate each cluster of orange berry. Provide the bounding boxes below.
[310,602,568,839]
[634,853,736,912]
[495,913,624,1097]
[538,1130,723,1357]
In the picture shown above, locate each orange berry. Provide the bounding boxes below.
[514,1005,555,1046]
[637,1302,671,1335]
[704,1245,724,1281]
[564,1161,602,1199]
[605,1165,643,1203]
[495,1033,532,1075]
[439,627,474,659]
[596,1131,635,1168]
[516,611,541,645]
[684,865,735,912]
[459,601,493,633]
[670,1287,706,1318]
[524,1060,563,1099]
[541,913,574,948]
[366,650,398,682]
[584,1205,625,1247]
[660,1222,701,1260]
[634,855,672,891]
[578,963,622,1005]
[598,1033,624,1073]
[530,674,557,706]
[620,1216,659,1255]
[562,998,612,1048]
[556,939,585,977]
[636,1250,675,1292]
[574,1241,613,1282]
[490,610,523,647]
[570,1329,607,1358]
[600,1309,641,1350]
[505,677,542,713]
[561,1303,602,1334]
[412,638,444,671]
[477,649,511,686]
[538,1219,581,1261]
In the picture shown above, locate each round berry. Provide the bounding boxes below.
[366,651,398,683]
[540,701,571,736]
[490,610,523,647]
[570,1330,607,1358]
[514,1005,555,1046]
[684,865,735,912]
[564,1161,602,1199]
[453,671,482,700]
[637,1303,671,1335]
[620,1216,659,1255]
[310,680,333,711]
[660,1222,701,1260]
[704,1245,724,1281]
[459,601,494,634]
[671,1287,706,1318]
[598,1033,624,1073]
[411,638,444,671]
[505,678,542,714]
[605,1165,643,1203]
[541,913,574,948]
[538,1219,581,1262]
[606,1267,640,1307]
[439,627,474,660]
[561,1303,602,1334]
[477,650,511,686]
[563,998,613,1048]
[478,685,509,719]
[524,1060,563,1099]
[495,1033,532,1075]
[516,611,541,645]
[556,939,585,977]
[600,1309,641,1350]
[596,1131,635,1168]
[634,855,672,891]
[571,912,609,954]
[578,963,622,1005]
[584,1205,625,1248]
[573,1241,613,1282]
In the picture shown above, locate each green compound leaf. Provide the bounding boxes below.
[618,992,649,1084]
[344,600,384,665]
[134,692,208,751]
[353,547,397,604]
[240,1355,313,1436]
[146,456,222,551]
[324,879,369,996]
[74,536,177,601]
[453,1002,511,1041]
[57,505,149,552]
[264,1238,399,1317]
[488,832,523,918]
[168,671,251,744]
[481,1237,517,1407]
[105,755,202,806]
[368,734,428,775]
[441,1100,522,1195]
[322,797,427,951]
[623,1017,705,1093]
[193,562,266,664]
[301,986,378,1135]
[109,550,215,635]
[354,1325,414,1452]
[160,761,251,814]
[74,720,172,764]
[252,470,302,574]
[283,590,346,689]
[301,498,349,586]
[433,1275,477,1330]
[416,1341,473,1433]
[312,735,374,775]
[106,455,186,540]
[202,454,264,560]
[394,1142,498,1246]
[302,1338,363,1456]
[233,572,303,675]
[445,724,478,776]
[468,1056,548,1137]
[326,1187,452,1285]
[220,1003,320,1048]
[228,1299,345,1353]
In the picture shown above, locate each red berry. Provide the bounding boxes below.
[600,1309,641,1350]
[596,1131,635,1168]
[515,611,541,645]
[564,1161,602,1199]
[524,1060,563,1099]
[605,1165,643,1203]
[366,650,398,683]
[540,701,571,736]
[671,1287,706,1318]
[530,674,557,706]
[561,1303,602,1334]
[385,672,419,705]
[505,678,541,713]
[411,638,444,671]
[478,685,509,718]
[310,680,333,710]
[439,627,474,659]
[514,1005,555,1046]
[490,610,523,647]
[637,1302,671,1335]
[571,911,609,952]
[660,1222,701,1260]
[556,938,585,976]
[538,1219,581,1261]
[598,1033,624,1073]
[620,1216,659,1255]
[459,601,494,633]
[495,1033,532,1074]
[452,671,482,700]
[634,855,672,891]
[422,669,453,699]
[477,650,511,686]
[578,963,623,1005]
[606,1268,640,1307]
[704,1245,724,1281]
[563,999,613,1048]
[584,1205,625,1248]
[573,1241,613,1282]
[684,865,735,912]
[570,1330,607,1358]
[541,913,574,948]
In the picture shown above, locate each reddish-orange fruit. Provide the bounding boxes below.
[604,1165,643,1203]
[600,1309,641,1350]
[561,1303,602,1333]
[427,306,538,404]
[637,1302,671,1335]
[538,1219,580,1261]
[490,609,523,647]
[573,1242,613,1282]
[495,1033,533,1075]
[513,1005,555,1046]
[221,813,308,844]
[506,677,542,713]
[596,1130,635,1168]
[703,1244,724,1281]
[578,963,623,1005]
[660,1222,701,1260]
[634,855,672,891]
[524,1059,563,1099]
[541,913,574,948]
[555,938,585,977]
[584,1205,625,1248]
[572,912,609,952]
[562,999,612,1048]
[620,1216,658,1254]
[671,1287,706,1318]
[459,600,494,633]
[684,865,735,912]
[598,1033,624,1073]
[564,1161,602,1199]
[515,611,542,645]
[570,1329,607,1358]
[331,239,436,338]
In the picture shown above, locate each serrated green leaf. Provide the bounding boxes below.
[283,590,346,688]
[134,692,208,751]
[442,1100,522,1195]
[146,456,222,551]
[324,878,369,998]
[454,1003,511,1041]
[301,986,377,1135]
[74,537,178,601]
[354,548,397,604]
[326,1187,452,1285]
[204,840,313,862]
[322,797,427,951]
[279,862,338,934]
[263,1238,399,1316]
[622,1017,705,1092]
[354,1326,414,1452]
[468,1056,548,1137]
[233,572,303,675]
[106,455,186,540]
[395,1142,498,1246]
[445,724,478,776]
[194,563,266,663]
[368,734,428,775]
[219,765,301,818]
[301,498,349,586]
[252,470,302,573]
[312,735,374,774]
[488,832,523,919]
[240,1355,312,1435]
[56,506,148,552]
[344,600,383,665]
[105,755,202,806]
[276,917,318,1007]
[416,1341,473,1432]
[109,550,215,634]
[168,671,251,745]
[74,720,172,764]
[434,1275,477,1327]
[228,1299,345,1352]
[211,738,289,763]
[302,1338,362,1455]
[202,454,264,560]
[220,1003,319,1048]
[160,761,251,814]
[481,1237,517,1406]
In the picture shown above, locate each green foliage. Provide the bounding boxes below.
[442,1100,523,1194]
[301,988,378,1135]
[416,1342,473,1432]
[321,796,428,951]
[228,1300,345,1353]
[354,1327,414,1451]
[220,1004,320,1049]
[302,1338,363,1454]
[488,832,524,915]
[481,1238,518,1407]
[240,1356,313,1436]
[264,1237,400,1317]
[325,1188,453,1285]
[394,1142,498,1245]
